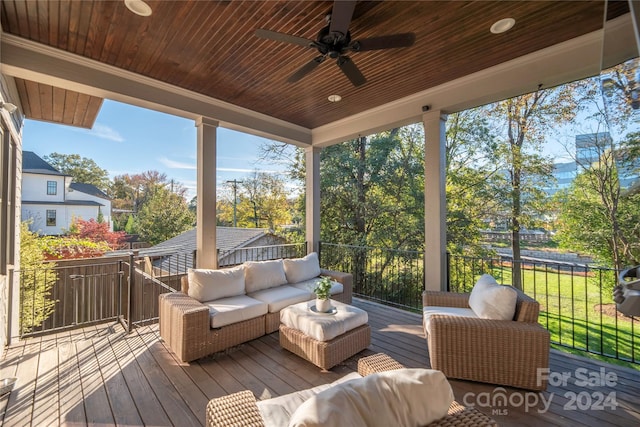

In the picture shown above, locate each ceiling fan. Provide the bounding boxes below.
[255,0,415,87]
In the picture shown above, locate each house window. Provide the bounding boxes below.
[46,210,56,226]
[47,180,57,195]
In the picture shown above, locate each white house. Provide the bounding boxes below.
[21,151,112,235]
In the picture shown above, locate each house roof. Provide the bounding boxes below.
[69,182,110,200]
[1,2,634,146]
[146,227,275,273]
[22,200,104,207]
[21,151,66,176]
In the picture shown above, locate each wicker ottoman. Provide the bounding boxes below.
[279,300,371,371]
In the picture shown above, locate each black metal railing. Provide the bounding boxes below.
[219,242,307,267]
[319,242,424,312]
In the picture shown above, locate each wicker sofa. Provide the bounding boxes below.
[423,281,550,391]
[159,253,352,363]
[206,353,497,427]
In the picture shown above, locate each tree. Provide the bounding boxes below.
[19,221,57,334]
[43,152,110,191]
[445,108,502,255]
[136,185,195,245]
[70,218,127,250]
[487,85,577,289]
[239,172,291,229]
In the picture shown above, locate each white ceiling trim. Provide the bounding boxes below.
[0,33,312,147]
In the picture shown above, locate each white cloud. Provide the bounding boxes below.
[158,157,196,170]
[90,123,125,142]
[218,167,280,174]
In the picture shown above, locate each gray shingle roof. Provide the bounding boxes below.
[148,227,280,274]
[69,182,110,200]
[22,151,66,176]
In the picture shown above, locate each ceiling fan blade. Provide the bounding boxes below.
[329,1,357,38]
[287,56,326,83]
[255,28,313,48]
[337,56,366,87]
[352,33,416,52]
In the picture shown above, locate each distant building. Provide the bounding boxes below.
[547,132,639,195]
[21,151,112,235]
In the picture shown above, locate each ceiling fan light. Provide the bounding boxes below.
[124,0,152,17]
[490,18,515,34]
[328,94,342,103]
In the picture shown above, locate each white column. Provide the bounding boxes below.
[305,146,321,254]
[422,110,448,291]
[196,117,218,269]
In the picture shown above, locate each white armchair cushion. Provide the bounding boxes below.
[283,253,321,284]
[187,266,245,302]
[468,274,518,320]
[244,259,288,293]
[288,368,454,427]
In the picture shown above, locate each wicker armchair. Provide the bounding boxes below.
[206,353,497,427]
[423,288,550,391]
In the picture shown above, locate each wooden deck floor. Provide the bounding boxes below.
[1,298,639,426]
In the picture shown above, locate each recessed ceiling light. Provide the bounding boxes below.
[490,18,515,34]
[328,94,342,103]
[124,0,152,17]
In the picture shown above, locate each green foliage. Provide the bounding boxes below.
[137,185,195,245]
[44,152,110,191]
[97,208,104,223]
[313,276,333,300]
[124,214,138,235]
[19,222,57,334]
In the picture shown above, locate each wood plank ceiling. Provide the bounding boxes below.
[0,1,629,129]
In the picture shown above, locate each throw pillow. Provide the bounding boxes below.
[244,259,288,293]
[187,266,245,302]
[468,274,518,320]
[288,368,454,427]
[283,252,321,284]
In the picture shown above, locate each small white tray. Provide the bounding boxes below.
[309,305,338,315]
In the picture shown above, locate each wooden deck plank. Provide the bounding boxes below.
[2,337,40,427]
[0,338,25,423]
[31,342,59,426]
[1,298,638,427]
[89,324,144,427]
[76,332,115,424]
[106,323,171,426]
[58,329,88,426]
[137,325,210,423]
[122,327,201,427]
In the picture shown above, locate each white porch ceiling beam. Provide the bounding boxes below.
[0,34,312,147]
[312,13,636,147]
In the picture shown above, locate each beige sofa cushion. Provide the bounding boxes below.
[291,278,343,296]
[422,306,478,334]
[288,369,454,427]
[204,295,268,328]
[187,266,245,302]
[244,260,288,293]
[283,252,321,284]
[468,274,518,320]
[249,285,313,313]
[280,300,368,342]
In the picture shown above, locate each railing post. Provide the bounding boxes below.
[127,251,135,333]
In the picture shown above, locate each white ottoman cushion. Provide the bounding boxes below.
[280,300,368,342]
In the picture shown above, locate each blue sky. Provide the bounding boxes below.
[23,100,290,200]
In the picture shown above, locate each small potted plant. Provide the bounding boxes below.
[314,276,333,313]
